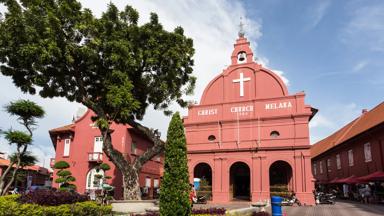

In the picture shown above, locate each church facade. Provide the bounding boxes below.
[184,34,317,205]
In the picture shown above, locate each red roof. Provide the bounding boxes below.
[311,102,384,158]
[0,158,51,175]
[49,124,75,134]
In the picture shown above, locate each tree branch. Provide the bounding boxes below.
[127,119,165,170]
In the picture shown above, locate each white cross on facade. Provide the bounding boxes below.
[232,72,251,97]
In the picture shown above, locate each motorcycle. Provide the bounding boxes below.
[193,195,207,204]
[281,196,301,206]
[315,192,336,205]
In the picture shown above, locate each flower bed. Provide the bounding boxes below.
[0,195,112,216]
[19,189,89,206]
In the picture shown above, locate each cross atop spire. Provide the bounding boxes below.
[238,17,245,37]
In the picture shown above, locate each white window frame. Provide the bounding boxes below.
[94,137,103,153]
[63,139,71,157]
[327,158,332,172]
[154,179,159,188]
[145,177,151,188]
[364,142,372,162]
[336,154,341,170]
[319,161,324,174]
[92,136,103,160]
[313,163,317,175]
[348,149,354,166]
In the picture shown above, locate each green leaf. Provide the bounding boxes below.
[53,161,70,169]
[3,130,32,145]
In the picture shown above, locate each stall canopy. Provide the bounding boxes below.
[333,175,363,184]
[358,171,384,182]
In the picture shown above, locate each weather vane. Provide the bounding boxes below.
[238,17,245,37]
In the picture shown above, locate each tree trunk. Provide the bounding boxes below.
[122,167,141,200]
[2,146,26,195]
[2,159,21,195]
[0,161,15,195]
[91,109,164,200]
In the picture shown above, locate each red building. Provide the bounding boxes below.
[184,33,316,204]
[311,102,384,185]
[49,109,163,199]
[0,153,52,192]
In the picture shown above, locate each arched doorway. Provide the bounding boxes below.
[86,167,104,190]
[194,163,212,200]
[269,160,293,198]
[230,162,250,200]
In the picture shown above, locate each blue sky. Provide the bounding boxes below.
[0,0,383,168]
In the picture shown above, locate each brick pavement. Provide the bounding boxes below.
[283,200,384,216]
[194,200,384,216]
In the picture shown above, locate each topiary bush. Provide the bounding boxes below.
[53,161,70,169]
[53,160,77,191]
[18,190,88,206]
[160,112,191,216]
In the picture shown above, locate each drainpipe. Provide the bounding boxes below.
[379,139,384,171]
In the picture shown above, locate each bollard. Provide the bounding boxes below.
[271,196,283,216]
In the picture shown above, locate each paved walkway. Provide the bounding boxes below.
[283,201,384,216]
[194,200,384,216]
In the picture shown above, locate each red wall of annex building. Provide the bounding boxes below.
[311,102,384,184]
[49,110,163,199]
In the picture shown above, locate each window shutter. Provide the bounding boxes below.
[63,139,71,156]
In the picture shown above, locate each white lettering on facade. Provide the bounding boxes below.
[230,105,254,113]
[265,101,292,110]
[197,109,217,116]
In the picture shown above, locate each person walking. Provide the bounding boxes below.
[189,184,197,207]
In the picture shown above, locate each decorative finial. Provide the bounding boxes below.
[238,17,245,37]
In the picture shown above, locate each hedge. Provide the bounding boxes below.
[0,195,112,216]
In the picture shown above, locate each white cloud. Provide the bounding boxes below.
[273,69,290,86]
[309,113,334,129]
[342,3,384,52]
[353,60,369,72]
[309,102,361,144]
[0,77,83,168]
[306,0,331,30]
[0,1,287,161]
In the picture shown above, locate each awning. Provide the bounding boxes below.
[329,177,340,184]
[334,175,363,184]
[358,171,384,182]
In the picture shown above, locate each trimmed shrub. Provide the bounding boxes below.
[54,160,76,191]
[99,163,111,171]
[18,190,88,206]
[0,195,112,216]
[54,161,70,169]
[160,112,191,216]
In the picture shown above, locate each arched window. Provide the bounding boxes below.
[270,131,280,138]
[86,168,104,190]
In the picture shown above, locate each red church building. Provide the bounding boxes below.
[184,33,317,205]
[49,109,163,199]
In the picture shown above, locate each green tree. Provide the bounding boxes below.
[0,100,44,195]
[160,112,190,216]
[8,151,38,190]
[53,160,76,191]
[0,0,195,200]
